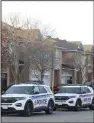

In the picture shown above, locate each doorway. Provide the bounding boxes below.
[54,70,60,86]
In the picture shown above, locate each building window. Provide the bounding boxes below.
[55,50,60,60]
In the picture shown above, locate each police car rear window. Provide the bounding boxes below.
[58,86,81,94]
[5,86,34,94]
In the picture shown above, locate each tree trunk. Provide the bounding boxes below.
[40,71,44,81]
[50,68,54,92]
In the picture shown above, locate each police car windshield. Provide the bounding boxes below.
[5,86,33,94]
[58,86,81,94]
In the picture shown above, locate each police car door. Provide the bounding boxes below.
[84,87,92,104]
[80,87,91,105]
[33,86,41,108]
[38,86,48,107]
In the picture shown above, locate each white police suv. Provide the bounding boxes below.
[1,81,55,116]
[54,85,94,111]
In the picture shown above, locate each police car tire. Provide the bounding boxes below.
[45,101,54,114]
[89,98,94,110]
[74,100,81,111]
[24,102,33,117]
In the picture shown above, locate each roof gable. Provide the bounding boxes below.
[70,41,84,51]
[54,38,84,51]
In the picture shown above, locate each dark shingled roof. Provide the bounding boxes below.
[54,38,84,51]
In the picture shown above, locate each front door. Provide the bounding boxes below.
[54,70,60,86]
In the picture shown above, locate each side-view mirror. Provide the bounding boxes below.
[1,91,5,95]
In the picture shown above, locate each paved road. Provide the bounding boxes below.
[1,108,94,123]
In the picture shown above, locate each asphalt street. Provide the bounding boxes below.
[1,108,94,123]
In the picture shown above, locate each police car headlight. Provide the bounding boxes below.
[69,96,76,99]
[15,97,26,101]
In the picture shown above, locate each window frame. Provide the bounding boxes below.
[38,86,47,94]
[85,87,91,93]
[33,86,40,94]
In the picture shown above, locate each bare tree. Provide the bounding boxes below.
[40,25,56,38]
[72,51,88,83]
[2,14,30,84]
[2,23,18,84]
[2,13,56,84]
[25,40,55,81]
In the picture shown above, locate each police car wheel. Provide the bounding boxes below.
[74,100,81,111]
[45,101,54,114]
[89,98,94,110]
[24,102,33,116]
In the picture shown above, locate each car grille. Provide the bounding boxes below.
[55,96,69,101]
[1,107,16,113]
[1,97,16,103]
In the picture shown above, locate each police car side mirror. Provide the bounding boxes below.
[1,91,5,95]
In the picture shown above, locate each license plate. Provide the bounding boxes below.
[2,105,8,109]
[57,103,62,105]
[55,100,65,102]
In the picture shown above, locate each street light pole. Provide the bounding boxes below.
[92,54,94,82]
[50,51,54,93]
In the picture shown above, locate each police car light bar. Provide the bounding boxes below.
[59,84,84,86]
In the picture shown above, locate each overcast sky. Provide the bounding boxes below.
[2,1,93,44]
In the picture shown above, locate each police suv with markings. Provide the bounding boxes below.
[54,85,94,111]
[1,81,55,116]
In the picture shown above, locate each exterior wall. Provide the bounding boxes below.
[82,53,93,82]
[53,48,62,86]
[29,70,51,86]
[29,71,51,86]
[92,55,94,81]
[54,49,62,69]
[29,69,61,87]
[43,72,51,86]
[61,50,84,83]
[76,71,82,84]
[62,52,74,64]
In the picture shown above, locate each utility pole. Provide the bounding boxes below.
[50,51,54,93]
[92,53,94,82]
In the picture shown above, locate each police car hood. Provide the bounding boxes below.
[2,94,29,98]
[55,93,78,97]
